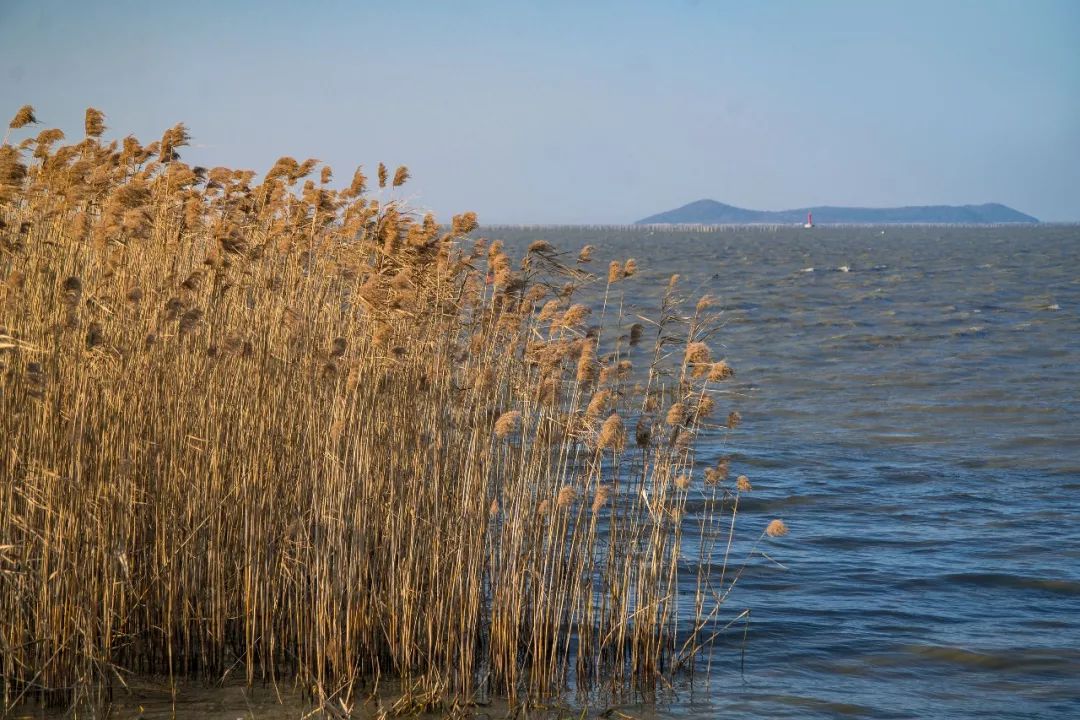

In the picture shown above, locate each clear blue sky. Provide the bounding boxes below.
[2,0,1077,223]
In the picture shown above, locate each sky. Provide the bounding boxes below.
[1,0,1078,223]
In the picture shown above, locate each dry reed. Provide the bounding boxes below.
[0,106,774,715]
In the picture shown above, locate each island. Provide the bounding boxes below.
[636,199,1039,225]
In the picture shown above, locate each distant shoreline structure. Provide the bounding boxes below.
[480,222,1072,232]
[635,199,1039,225]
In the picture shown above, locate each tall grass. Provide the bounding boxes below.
[0,106,776,714]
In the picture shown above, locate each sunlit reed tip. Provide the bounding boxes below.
[608,261,622,283]
[559,303,590,329]
[585,389,611,420]
[493,410,521,438]
[347,167,367,197]
[708,361,734,381]
[591,485,611,514]
[576,343,597,385]
[556,485,577,509]
[9,105,37,129]
[451,212,478,236]
[685,341,710,365]
[766,519,789,537]
[84,108,105,138]
[598,412,626,452]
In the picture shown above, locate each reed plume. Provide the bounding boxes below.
[494,410,521,438]
[766,519,789,537]
[592,485,612,514]
[708,360,734,381]
[685,341,711,365]
[345,166,367,197]
[598,412,627,452]
[84,107,105,138]
[556,485,577,509]
[8,104,36,129]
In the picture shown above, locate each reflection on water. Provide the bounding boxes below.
[17,226,1080,718]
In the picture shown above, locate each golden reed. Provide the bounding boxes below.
[0,106,788,715]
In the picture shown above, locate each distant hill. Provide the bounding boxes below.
[635,200,1039,225]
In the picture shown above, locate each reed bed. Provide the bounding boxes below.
[0,106,778,715]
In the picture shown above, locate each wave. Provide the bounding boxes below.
[909,572,1080,596]
[895,644,1080,674]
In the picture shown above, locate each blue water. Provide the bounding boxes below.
[500,225,1080,719]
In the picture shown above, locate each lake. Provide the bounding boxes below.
[495,224,1079,719]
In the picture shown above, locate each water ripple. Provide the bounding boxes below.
[498,225,1080,719]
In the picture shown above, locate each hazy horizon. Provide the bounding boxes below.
[2,0,1077,223]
